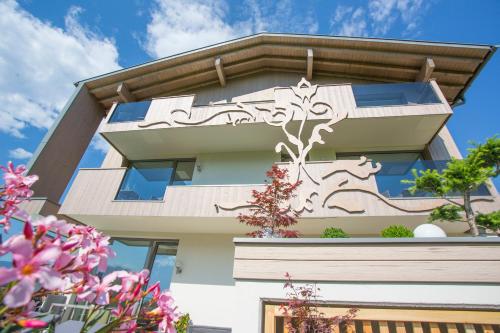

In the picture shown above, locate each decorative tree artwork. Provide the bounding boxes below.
[138,78,493,216]
[213,78,464,215]
[138,101,257,128]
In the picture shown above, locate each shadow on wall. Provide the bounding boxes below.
[171,234,237,286]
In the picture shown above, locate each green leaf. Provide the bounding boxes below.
[93,318,121,333]
[476,210,500,229]
[468,135,500,177]
[321,227,349,238]
[380,225,414,238]
[81,310,108,333]
[46,320,56,333]
[404,168,446,196]
[0,324,21,333]
[429,205,463,223]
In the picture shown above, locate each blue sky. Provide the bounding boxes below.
[0,0,499,196]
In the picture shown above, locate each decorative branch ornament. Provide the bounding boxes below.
[208,78,492,215]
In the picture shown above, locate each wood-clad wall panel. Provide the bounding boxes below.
[233,242,500,283]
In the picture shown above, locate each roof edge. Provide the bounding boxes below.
[74,32,497,86]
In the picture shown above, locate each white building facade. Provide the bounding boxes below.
[25,34,500,332]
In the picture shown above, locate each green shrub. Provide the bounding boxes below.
[175,313,191,333]
[321,227,349,238]
[380,225,414,238]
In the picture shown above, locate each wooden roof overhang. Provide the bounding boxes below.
[76,33,496,109]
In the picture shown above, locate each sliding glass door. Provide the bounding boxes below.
[106,239,178,289]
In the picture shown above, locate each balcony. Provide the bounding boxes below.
[59,159,498,235]
[99,81,452,160]
[375,159,491,198]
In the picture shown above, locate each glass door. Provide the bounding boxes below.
[107,239,178,290]
[148,242,178,290]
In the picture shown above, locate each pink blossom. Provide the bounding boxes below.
[1,163,182,332]
[1,162,38,197]
[115,319,137,333]
[0,242,63,308]
[156,291,179,333]
[146,281,161,301]
[17,318,48,328]
[1,162,38,232]
[32,215,72,236]
[78,271,121,305]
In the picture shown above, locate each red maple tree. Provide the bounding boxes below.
[238,164,302,238]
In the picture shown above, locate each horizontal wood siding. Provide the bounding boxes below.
[60,166,499,220]
[101,81,451,134]
[233,241,500,283]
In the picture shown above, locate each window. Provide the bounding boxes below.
[115,160,195,201]
[108,100,152,123]
[106,239,178,290]
[352,82,441,107]
[338,152,490,198]
[172,161,196,185]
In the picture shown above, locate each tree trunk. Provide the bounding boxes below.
[464,191,479,236]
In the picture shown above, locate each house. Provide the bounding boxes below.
[25,33,500,332]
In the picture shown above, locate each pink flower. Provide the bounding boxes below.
[0,241,63,308]
[17,318,48,328]
[32,215,72,236]
[156,291,179,333]
[1,162,38,198]
[1,162,38,232]
[146,281,161,301]
[115,319,137,333]
[78,271,121,305]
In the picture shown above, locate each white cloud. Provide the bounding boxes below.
[331,0,428,37]
[90,135,110,154]
[0,1,121,139]
[144,0,319,58]
[90,120,110,154]
[332,6,369,37]
[144,0,250,58]
[8,147,33,160]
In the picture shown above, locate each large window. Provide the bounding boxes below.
[352,82,441,107]
[108,100,152,123]
[338,152,490,198]
[106,239,177,290]
[115,160,195,201]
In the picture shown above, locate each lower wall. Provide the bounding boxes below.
[169,234,236,329]
[101,230,500,332]
[232,280,500,333]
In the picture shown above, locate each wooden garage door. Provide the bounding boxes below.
[263,304,500,333]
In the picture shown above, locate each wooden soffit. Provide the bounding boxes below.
[76,33,496,108]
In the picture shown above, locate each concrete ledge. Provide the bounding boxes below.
[233,236,500,245]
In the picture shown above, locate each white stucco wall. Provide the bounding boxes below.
[232,280,500,333]
[192,151,278,185]
[169,233,237,329]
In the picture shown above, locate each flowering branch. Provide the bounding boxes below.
[0,162,180,333]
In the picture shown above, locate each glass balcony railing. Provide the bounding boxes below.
[375,160,491,198]
[108,100,152,123]
[115,160,195,201]
[352,82,441,107]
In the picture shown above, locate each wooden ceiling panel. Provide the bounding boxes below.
[79,33,494,107]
